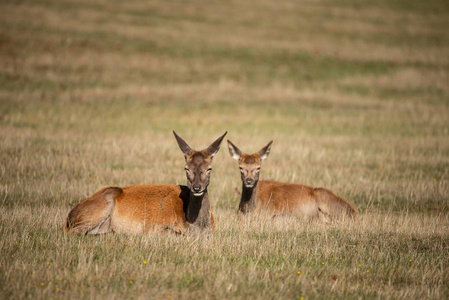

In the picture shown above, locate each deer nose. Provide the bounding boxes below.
[193,185,201,192]
[245,179,253,185]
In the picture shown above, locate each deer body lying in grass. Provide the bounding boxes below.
[227,140,357,222]
[65,131,227,235]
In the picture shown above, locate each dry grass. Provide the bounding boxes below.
[1,0,449,299]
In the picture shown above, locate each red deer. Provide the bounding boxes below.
[65,131,227,235]
[227,140,357,222]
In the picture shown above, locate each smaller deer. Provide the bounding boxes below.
[227,140,357,222]
[65,131,227,235]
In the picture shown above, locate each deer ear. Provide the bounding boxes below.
[257,140,273,161]
[173,131,193,158]
[205,131,227,159]
[227,140,242,161]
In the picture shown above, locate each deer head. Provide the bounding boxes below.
[174,131,227,196]
[227,140,273,188]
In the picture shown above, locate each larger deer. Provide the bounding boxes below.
[65,131,227,235]
[227,140,357,222]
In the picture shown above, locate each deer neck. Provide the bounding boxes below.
[186,190,212,231]
[239,183,258,213]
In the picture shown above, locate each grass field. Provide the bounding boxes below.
[1,0,449,298]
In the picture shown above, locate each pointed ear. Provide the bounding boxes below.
[257,140,273,161]
[173,131,193,158]
[227,140,242,161]
[205,131,227,159]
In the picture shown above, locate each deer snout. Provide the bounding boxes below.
[192,185,202,192]
[244,178,256,188]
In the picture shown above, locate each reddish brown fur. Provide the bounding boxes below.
[228,140,357,222]
[65,184,215,234]
[65,184,214,235]
[240,153,260,164]
[65,132,226,235]
[112,184,215,234]
[254,181,357,221]
[65,187,123,234]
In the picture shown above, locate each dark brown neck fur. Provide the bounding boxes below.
[239,183,258,213]
[182,187,211,232]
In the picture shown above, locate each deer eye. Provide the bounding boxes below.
[207,167,212,172]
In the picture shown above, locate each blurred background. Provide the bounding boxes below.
[1,0,448,210]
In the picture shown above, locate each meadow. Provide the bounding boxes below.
[1,0,448,298]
